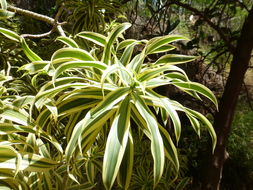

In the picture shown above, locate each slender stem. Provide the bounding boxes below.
[8,5,66,37]
[8,5,55,25]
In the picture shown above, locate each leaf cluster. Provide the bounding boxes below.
[0,22,217,189]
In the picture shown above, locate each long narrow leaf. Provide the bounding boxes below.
[132,93,164,187]
[0,10,15,19]
[102,23,131,64]
[103,96,131,190]
[155,54,195,65]
[0,146,59,172]
[19,61,50,75]
[158,125,179,170]
[145,89,181,144]
[20,37,42,62]
[51,48,95,62]
[0,0,7,9]
[76,31,106,47]
[138,65,186,82]
[53,60,107,79]
[65,87,130,162]
[56,36,79,48]
[172,81,218,109]
[0,106,33,126]
[0,27,19,42]
[184,108,217,152]
[117,131,134,190]
[146,35,189,55]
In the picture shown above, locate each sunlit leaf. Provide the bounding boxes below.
[146,35,189,55]
[102,23,131,64]
[0,27,20,42]
[76,31,106,47]
[56,36,79,48]
[20,37,42,62]
[103,96,131,190]
[132,93,164,187]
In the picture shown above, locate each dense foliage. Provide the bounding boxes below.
[0,19,218,189]
[1,0,253,189]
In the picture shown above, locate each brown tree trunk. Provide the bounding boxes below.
[202,6,253,190]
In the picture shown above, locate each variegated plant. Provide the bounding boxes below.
[0,22,217,189]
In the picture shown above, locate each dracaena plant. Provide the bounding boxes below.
[0,22,217,189]
[59,0,123,34]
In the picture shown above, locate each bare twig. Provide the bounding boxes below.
[165,0,236,53]
[20,30,54,38]
[8,5,66,37]
[8,6,54,24]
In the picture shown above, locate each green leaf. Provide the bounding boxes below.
[40,77,85,91]
[0,0,7,9]
[85,160,96,184]
[65,87,130,162]
[145,78,172,88]
[127,50,146,74]
[0,124,35,135]
[175,177,191,190]
[19,61,50,75]
[63,112,84,141]
[148,44,175,54]
[20,37,42,62]
[0,10,15,19]
[0,123,63,154]
[184,108,217,152]
[186,114,201,137]
[76,31,106,46]
[51,48,95,62]
[12,96,35,108]
[158,125,179,170]
[146,35,189,55]
[53,60,107,79]
[103,23,131,64]
[117,39,137,51]
[117,132,134,190]
[172,81,218,109]
[45,100,58,122]
[145,89,181,144]
[0,146,59,172]
[138,65,186,82]
[101,64,133,92]
[43,172,53,190]
[103,96,131,190]
[36,82,88,108]
[66,182,96,190]
[155,54,196,65]
[56,36,79,48]
[0,27,20,42]
[0,106,33,126]
[160,98,181,144]
[120,42,138,66]
[58,98,99,116]
[132,93,164,187]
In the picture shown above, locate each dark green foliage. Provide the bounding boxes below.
[59,0,124,34]
[221,97,253,189]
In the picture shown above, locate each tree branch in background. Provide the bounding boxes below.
[166,0,235,53]
[8,4,66,37]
